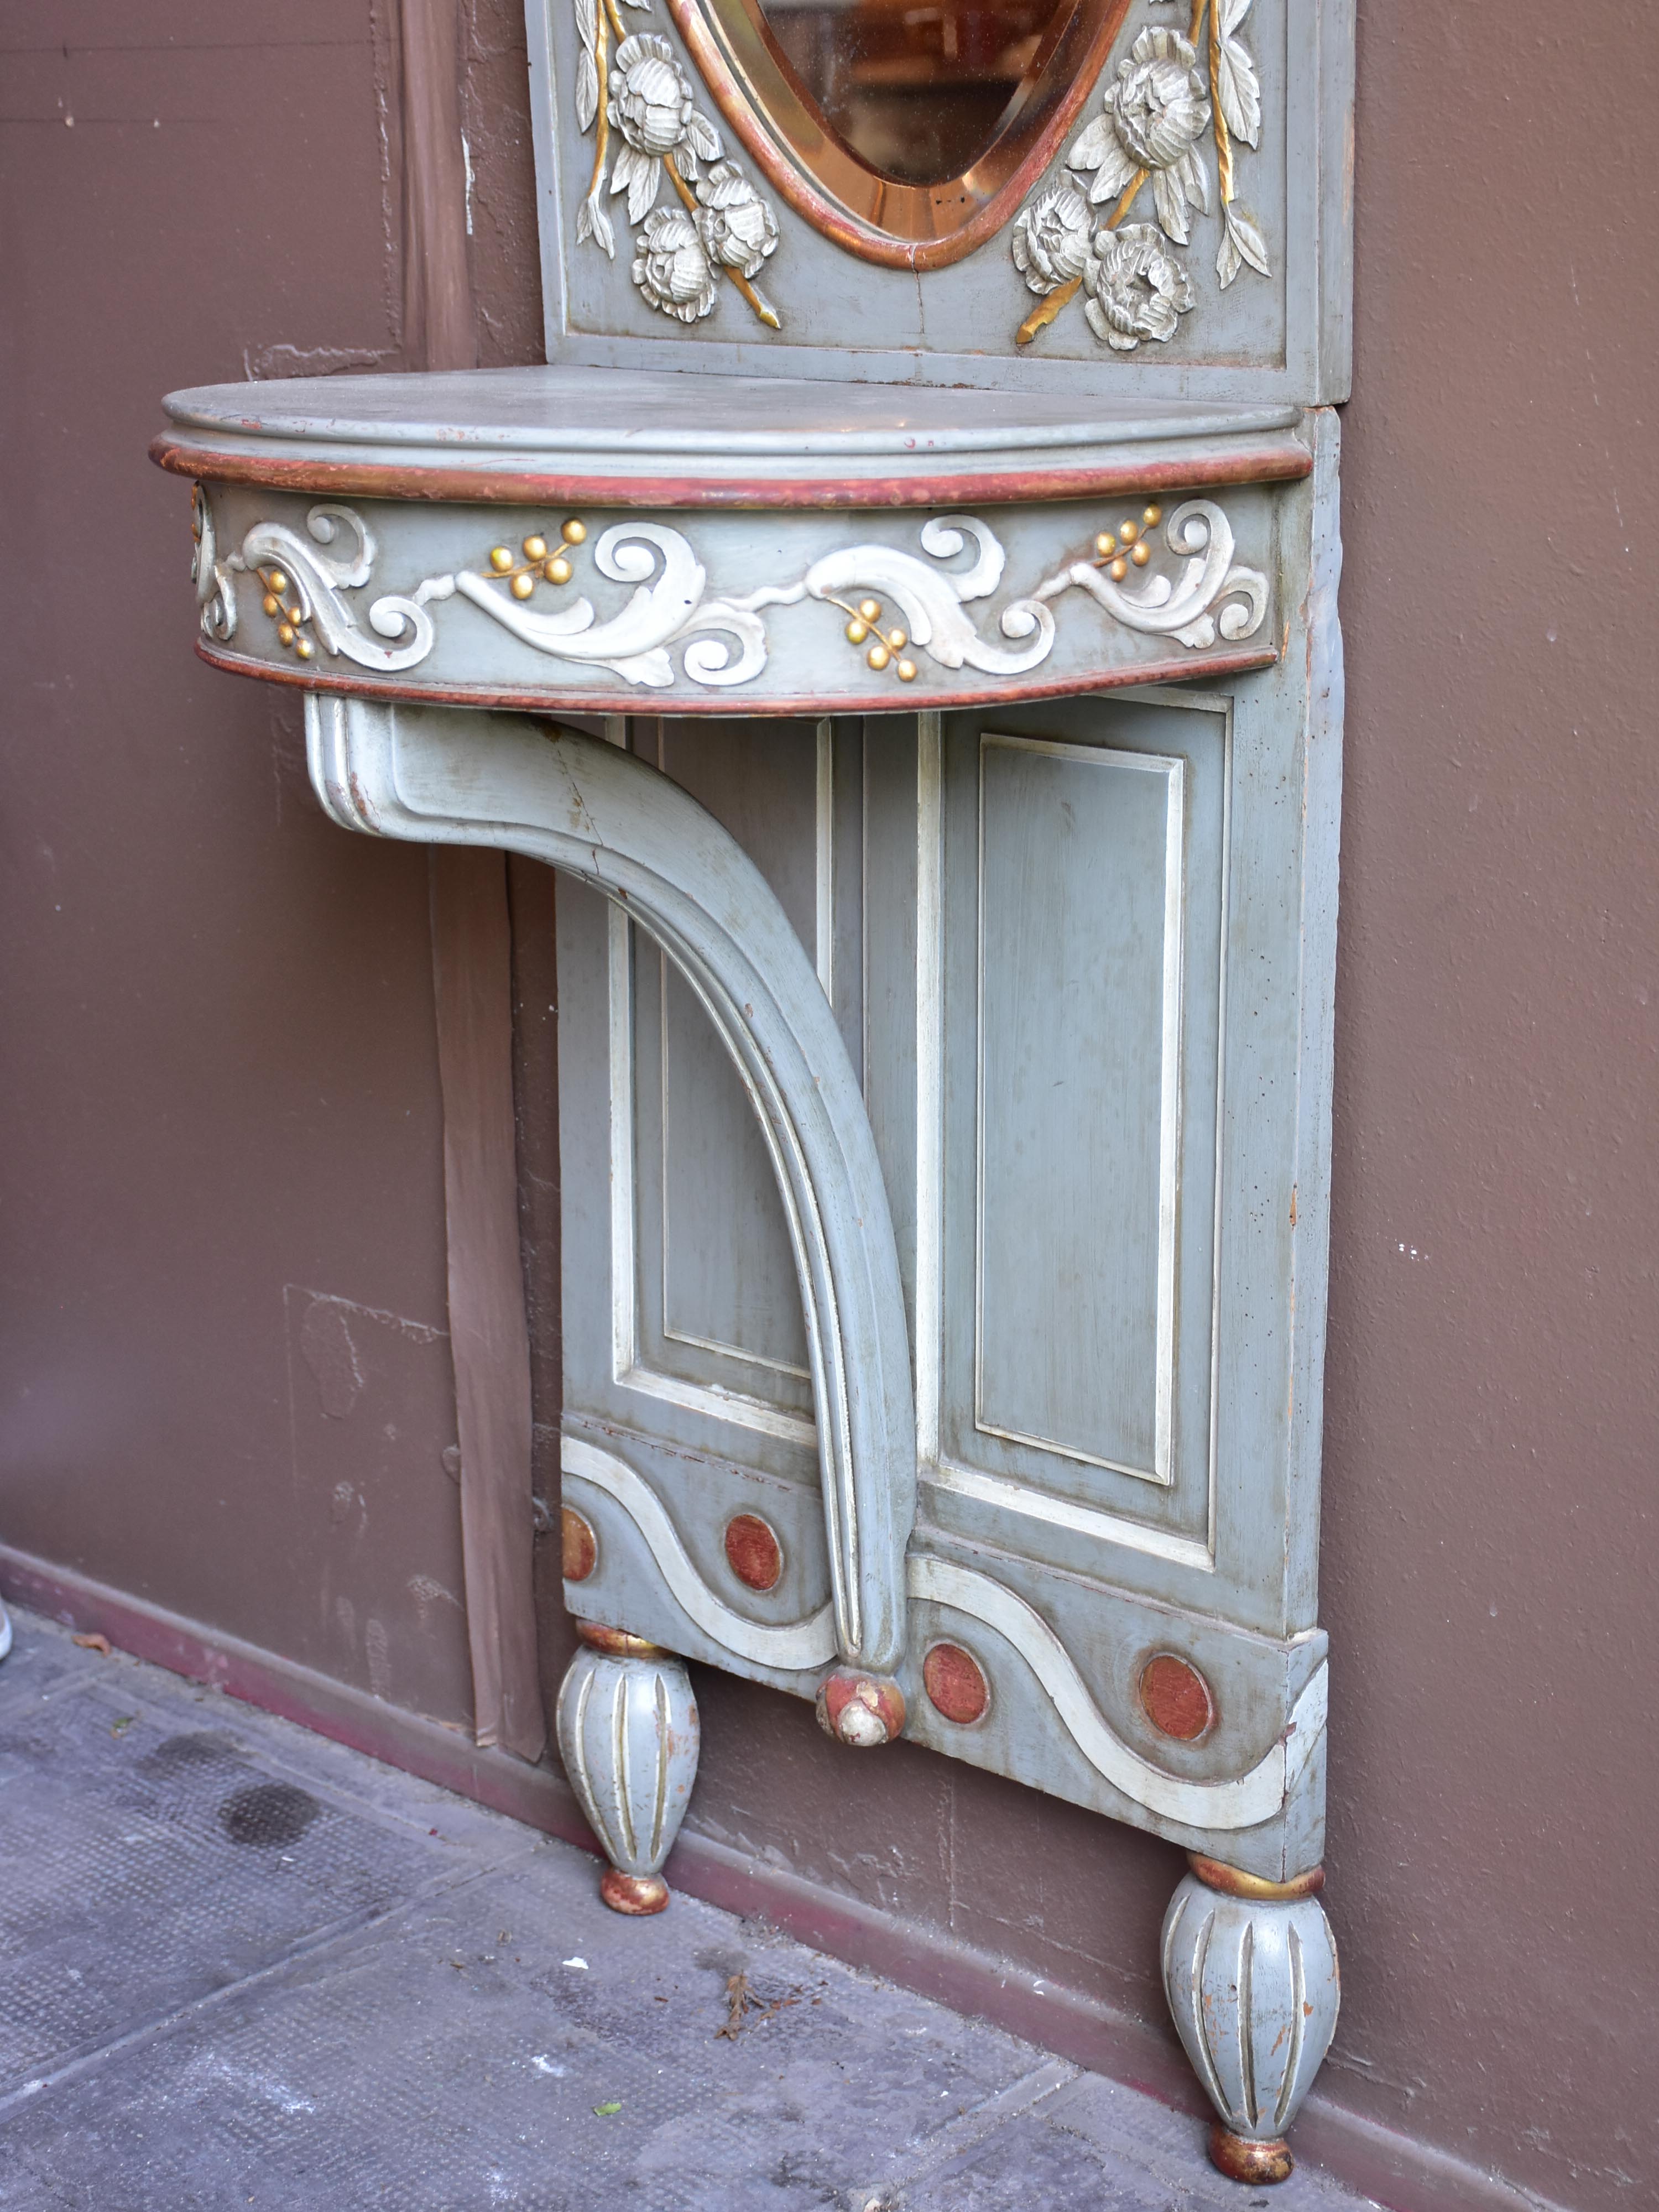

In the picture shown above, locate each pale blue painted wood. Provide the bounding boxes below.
[304,694,916,1677]
[523,0,1354,405]
[549,417,1342,1876]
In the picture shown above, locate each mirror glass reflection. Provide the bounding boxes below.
[753,0,1076,185]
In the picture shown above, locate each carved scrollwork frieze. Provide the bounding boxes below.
[194,488,1272,702]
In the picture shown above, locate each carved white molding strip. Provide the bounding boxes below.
[908,1553,1325,1829]
[216,499,1266,692]
[563,1436,837,1670]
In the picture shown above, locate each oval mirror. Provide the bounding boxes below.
[666,0,1133,266]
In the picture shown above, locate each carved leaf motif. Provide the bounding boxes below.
[1215,35,1262,147]
[1224,201,1270,277]
[576,49,598,133]
[1068,113,1137,204]
[1181,143,1211,216]
[1219,0,1254,33]
[1215,222,1241,289]
[575,0,597,55]
[612,142,660,223]
[1152,166,1190,244]
[685,109,722,163]
[578,192,617,257]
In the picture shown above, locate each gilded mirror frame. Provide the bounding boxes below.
[664,0,1134,267]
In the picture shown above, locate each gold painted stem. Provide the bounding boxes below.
[586,13,611,208]
[1108,168,1148,228]
[1016,273,1082,346]
[1206,0,1234,203]
[664,152,782,330]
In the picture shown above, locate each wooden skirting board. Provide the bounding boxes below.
[0,1538,1561,2212]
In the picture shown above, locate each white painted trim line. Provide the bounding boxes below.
[909,1554,1322,1829]
[564,1435,837,1669]
[923,1460,1215,1572]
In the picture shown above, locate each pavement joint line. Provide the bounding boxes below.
[3,1654,144,1719]
[879,2055,1082,2189]
[0,1834,546,2121]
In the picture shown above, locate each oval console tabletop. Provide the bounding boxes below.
[160,366,1311,717]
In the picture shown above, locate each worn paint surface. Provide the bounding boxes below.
[1,4,1655,2209]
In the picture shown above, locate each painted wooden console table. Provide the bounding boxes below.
[158,0,1351,2180]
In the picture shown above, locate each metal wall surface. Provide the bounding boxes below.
[1,8,1654,2211]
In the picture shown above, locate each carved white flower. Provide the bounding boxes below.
[1069,27,1212,244]
[608,34,695,156]
[632,205,719,322]
[1011,178,1095,296]
[1083,223,1194,350]
[694,161,779,280]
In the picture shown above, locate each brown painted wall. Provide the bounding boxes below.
[1,3,462,1713]
[2,8,1653,2212]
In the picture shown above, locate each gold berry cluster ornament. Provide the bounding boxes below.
[483,517,587,599]
[1094,503,1162,582]
[257,566,315,661]
[836,595,918,685]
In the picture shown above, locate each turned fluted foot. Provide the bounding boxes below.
[556,1622,700,1914]
[1161,1855,1339,2184]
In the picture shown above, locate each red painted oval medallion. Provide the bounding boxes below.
[922,1641,990,1725]
[1139,1653,1215,1741]
[561,1506,598,1583]
[724,1512,784,1592]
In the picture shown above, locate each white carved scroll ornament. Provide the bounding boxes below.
[562,1435,837,1671]
[305,693,915,1679]
[200,501,436,671]
[910,1555,1326,1831]
[211,497,1266,692]
[556,1432,1323,1830]
[1034,498,1266,649]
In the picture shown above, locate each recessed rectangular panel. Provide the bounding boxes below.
[616,718,862,1429]
[658,948,811,1382]
[974,734,1182,1481]
[934,697,1229,1561]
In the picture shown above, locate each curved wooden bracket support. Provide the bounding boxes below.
[304,693,917,1674]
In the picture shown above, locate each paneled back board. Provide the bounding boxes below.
[559,419,1339,1888]
[525,0,1353,401]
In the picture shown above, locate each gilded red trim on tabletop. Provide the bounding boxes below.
[152,435,1313,512]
